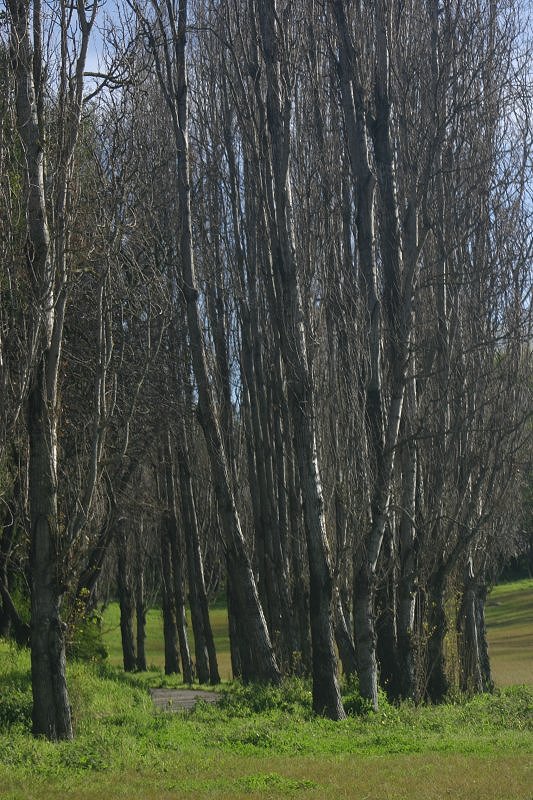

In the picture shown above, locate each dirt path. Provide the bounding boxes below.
[149,688,221,711]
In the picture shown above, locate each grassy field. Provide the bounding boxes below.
[0,579,531,800]
[485,578,533,686]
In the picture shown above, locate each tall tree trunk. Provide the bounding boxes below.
[29,360,72,739]
[376,538,400,700]
[175,420,216,684]
[397,404,418,699]
[8,0,72,737]
[257,0,344,719]
[135,531,147,672]
[165,450,194,684]
[286,427,312,674]
[116,519,136,673]
[458,558,491,694]
[160,520,180,676]
[8,0,95,740]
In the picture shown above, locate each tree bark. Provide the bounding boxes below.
[175,421,216,684]
[333,588,358,678]
[160,519,180,676]
[135,547,147,672]
[116,519,136,673]
[425,570,449,702]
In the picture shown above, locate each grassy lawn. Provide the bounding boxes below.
[485,578,533,686]
[0,579,531,800]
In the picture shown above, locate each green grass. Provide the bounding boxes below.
[486,578,533,686]
[0,580,531,799]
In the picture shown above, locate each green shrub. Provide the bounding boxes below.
[66,594,108,664]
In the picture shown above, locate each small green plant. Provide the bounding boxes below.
[66,591,108,664]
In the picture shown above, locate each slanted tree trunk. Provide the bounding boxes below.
[134,0,280,684]
[333,588,358,678]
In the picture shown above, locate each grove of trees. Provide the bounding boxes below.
[0,0,531,740]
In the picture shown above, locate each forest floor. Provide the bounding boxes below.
[0,578,531,800]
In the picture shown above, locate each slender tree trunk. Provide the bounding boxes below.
[175,421,213,684]
[286,433,312,674]
[397,377,418,699]
[160,520,180,676]
[165,451,194,684]
[376,543,400,700]
[135,548,147,672]
[353,562,378,707]
[116,519,136,673]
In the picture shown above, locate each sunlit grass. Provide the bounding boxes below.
[486,578,533,686]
